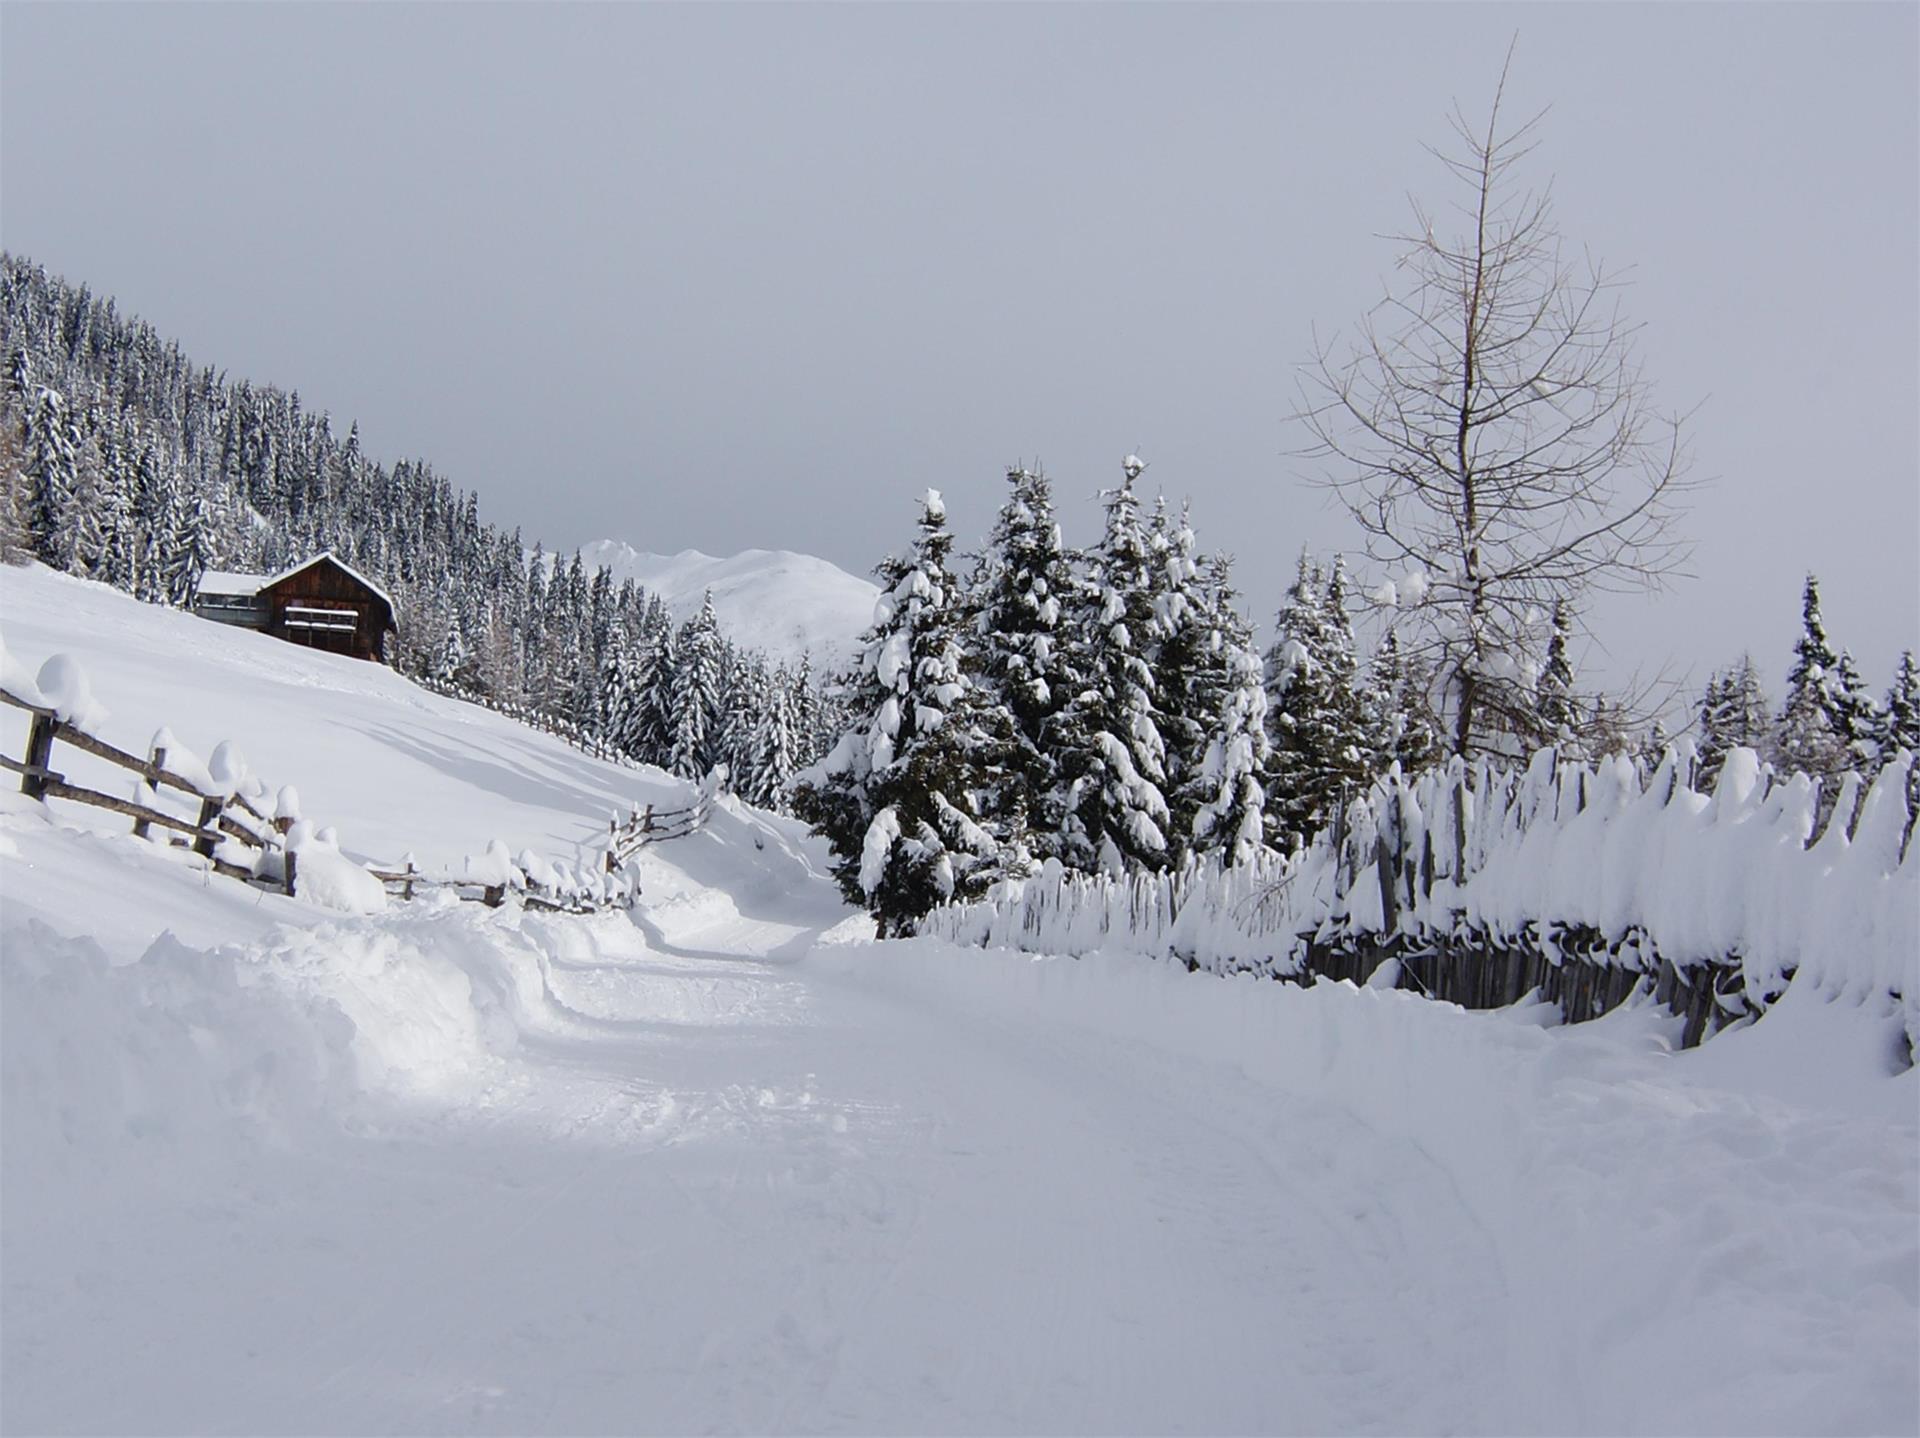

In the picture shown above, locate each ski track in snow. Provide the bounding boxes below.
[2,563,1916,1435]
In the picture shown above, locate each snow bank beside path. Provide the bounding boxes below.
[815,938,1920,1436]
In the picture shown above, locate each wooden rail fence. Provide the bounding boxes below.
[1,687,299,893]
[2,687,719,914]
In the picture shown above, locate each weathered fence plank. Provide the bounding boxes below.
[21,713,56,800]
[42,779,219,845]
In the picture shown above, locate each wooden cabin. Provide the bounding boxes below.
[194,553,396,662]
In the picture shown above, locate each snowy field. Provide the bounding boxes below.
[2,564,1915,1436]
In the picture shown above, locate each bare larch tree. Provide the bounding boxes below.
[1295,53,1696,759]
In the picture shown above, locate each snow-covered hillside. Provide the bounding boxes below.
[578,541,877,669]
[2,564,1915,1435]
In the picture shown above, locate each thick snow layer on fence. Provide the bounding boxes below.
[923,747,1919,1037]
[33,653,108,732]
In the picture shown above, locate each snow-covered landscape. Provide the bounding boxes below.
[5,7,1918,1434]
[3,563,1915,1435]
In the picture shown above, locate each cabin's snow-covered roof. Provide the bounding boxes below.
[257,549,399,610]
[260,551,396,613]
[197,570,269,597]
[195,554,395,617]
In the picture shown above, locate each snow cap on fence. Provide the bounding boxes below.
[290,841,388,915]
[208,741,248,799]
[517,848,555,890]
[275,786,302,823]
[465,839,517,889]
[35,653,107,733]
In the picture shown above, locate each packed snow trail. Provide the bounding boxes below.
[7,870,1915,1435]
[3,894,1482,1434]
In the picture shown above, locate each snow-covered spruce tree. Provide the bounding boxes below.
[670,592,724,780]
[160,491,215,608]
[745,671,798,811]
[1882,650,1920,822]
[1187,556,1271,864]
[1637,718,1670,774]
[633,620,679,769]
[521,549,552,708]
[786,653,828,768]
[1775,574,1860,783]
[1831,649,1884,771]
[1147,500,1217,864]
[1533,598,1578,755]
[599,641,644,759]
[1362,630,1443,778]
[1694,654,1772,792]
[1263,551,1372,852]
[432,617,469,687]
[793,490,1007,933]
[0,390,27,564]
[1585,695,1633,759]
[1052,459,1172,874]
[23,383,79,567]
[87,413,138,590]
[716,653,766,796]
[968,464,1075,861]
[1883,651,1919,758]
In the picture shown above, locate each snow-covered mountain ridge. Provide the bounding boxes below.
[577,541,877,669]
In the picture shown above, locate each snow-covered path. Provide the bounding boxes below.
[4,898,1493,1434]
[10,874,1914,1435]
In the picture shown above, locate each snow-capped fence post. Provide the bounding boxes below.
[133,736,169,841]
[192,794,223,860]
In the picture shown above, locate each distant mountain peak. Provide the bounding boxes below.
[577,542,876,668]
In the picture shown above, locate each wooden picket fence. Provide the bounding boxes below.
[1,687,718,914]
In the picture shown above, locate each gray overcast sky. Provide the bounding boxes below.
[3,2,1916,700]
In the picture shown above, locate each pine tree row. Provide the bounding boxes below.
[1694,575,1919,816]
[793,463,1442,933]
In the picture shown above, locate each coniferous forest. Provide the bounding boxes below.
[3,253,1914,937]
[0,255,833,802]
